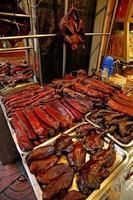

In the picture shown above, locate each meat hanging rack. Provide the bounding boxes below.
[0,0,119,83]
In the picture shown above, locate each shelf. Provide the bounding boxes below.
[128,18,133,23]
[0,46,33,52]
[0,12,31,18]
[115,17,133,23]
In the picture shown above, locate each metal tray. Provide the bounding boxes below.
[0,97,85,155]
[85,112,101,128]
[22,122,128,200]
[0,95,64,155]
[85,112,133,148]
[106,133,133,148]
[0,81,38,96]
[0,99,63,155]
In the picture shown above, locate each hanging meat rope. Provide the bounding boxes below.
[60,6,86,50]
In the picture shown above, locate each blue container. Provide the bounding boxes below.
[102,56,114,77]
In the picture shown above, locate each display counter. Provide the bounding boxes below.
[0,70,132,200]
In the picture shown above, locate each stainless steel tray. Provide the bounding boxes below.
[0,98,63,155]
[0,81,38,96]
[84,112,101,128]
[85,112,133,148]
[107,133,133,148]
[22,122,128,200]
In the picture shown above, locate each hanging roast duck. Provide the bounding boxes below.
[60,6,86,50]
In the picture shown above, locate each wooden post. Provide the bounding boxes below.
[97,0,116,69]
[124,21,130,62]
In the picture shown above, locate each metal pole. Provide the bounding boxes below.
[30,0,38,82]
[85,32,110,36]
[0,46,33,52]
[62,0,69,77]
[23,39,31,65]
[0,12,31,18]
[30,0,42,83]
[0,33,110,41]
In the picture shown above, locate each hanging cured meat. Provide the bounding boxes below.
[60,7,85,50]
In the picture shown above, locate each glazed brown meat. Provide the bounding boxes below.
[3,84,40,104]
[67,141,86,171]
[64,96,88,114]
[36,163,69,184]
[23,109,48,138]
[26,145,55,164]
[77,159,109,194]
[104,113,125,123]
[11,115,33,151]
[84,132,104,154]
[63,88,86,99]
[74,97,93,112]
[7,87,55,112]
[42,167,74,200]
[48,99,73,123]
[43,104,70,129]
[118,92,133,103]
[15,111,37,141]
[72,82,104,98]
[92,141,116,168]
[32,106,59,130]
[60,99,82,121]
[55,135,73,156]
[29,155,59,174]
[63,88,93,111]
[93,109,117,119]
[75,124,98,137]
[57,99,76,122]
[60,190,87,200]
[60,7,85,50]
[88,79,114,94]
[112,95,133,108]
[107,99,133,116]
[118,120,133,136]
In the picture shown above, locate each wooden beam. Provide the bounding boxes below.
[97,0,116,69]
[126,0,133,21]
[124,21,130,62]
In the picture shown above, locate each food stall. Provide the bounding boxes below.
[0,0,133,200]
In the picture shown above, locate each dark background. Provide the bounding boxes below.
[36,0,97,83]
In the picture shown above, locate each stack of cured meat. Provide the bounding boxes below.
[2,69,133,151]
[26,123,116,200]
[88,92,133,144]
[0,61,33,89]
